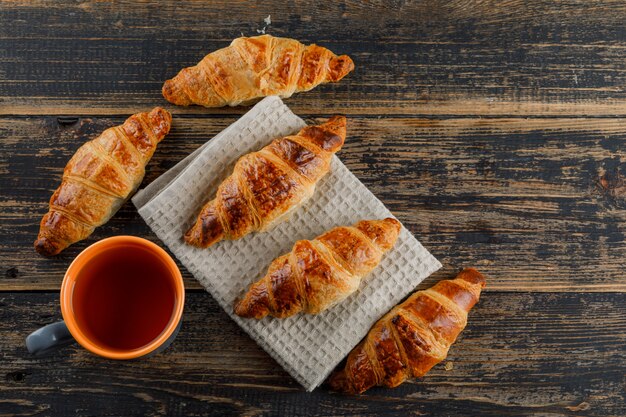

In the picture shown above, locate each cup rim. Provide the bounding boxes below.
[60,236,185,359]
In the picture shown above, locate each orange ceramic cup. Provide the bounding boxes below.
[26,236,185,359]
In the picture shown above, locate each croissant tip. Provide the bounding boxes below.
[328,54,355,81]
[343,54,355,70]
[233,298,268,319]
[328,371,355,394]
[384,217,401,229]
[162,79,192,106]
[34,237,60,257]
[182,229,202,247]
[150,106,170,116]
[323,115,347,138]
[459,267,487,288]
[161,79,174,99]
[329,115,347,125]
[233,299,245,316]
[150,105,173,121]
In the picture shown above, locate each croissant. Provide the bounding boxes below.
[162,34,355,107]
[235,218,401,319]
[329,268,486,394]
[184,116,346,248]
[34,108,172,256]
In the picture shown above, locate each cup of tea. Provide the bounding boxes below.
[26,236,185,359]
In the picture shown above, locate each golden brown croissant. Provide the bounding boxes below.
[162,34,354,107]
[34,108,172,256]
[184,116,346,248]
[234,218,401,319]
[329,268,486,394]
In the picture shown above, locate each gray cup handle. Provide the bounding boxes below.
[26,321,75,356]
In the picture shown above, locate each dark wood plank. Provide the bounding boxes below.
[2,1,624,416]
[2,115,626,291]
[1,291,624,417]
[1,1,626,115]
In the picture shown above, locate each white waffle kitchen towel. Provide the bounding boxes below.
[132,96,441,391]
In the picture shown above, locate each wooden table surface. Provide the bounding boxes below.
[1,1,625,416]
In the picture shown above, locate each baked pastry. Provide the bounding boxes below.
[235,218,401,318]
[184,116,346,248]
[162,34,354,107]
[34,108,172,256]
[329,268,486,394]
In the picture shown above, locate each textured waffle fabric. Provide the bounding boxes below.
[132,96,441,391]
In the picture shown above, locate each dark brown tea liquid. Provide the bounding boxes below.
[72,245,176,351]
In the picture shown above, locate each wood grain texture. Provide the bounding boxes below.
[2,115,625,291]
[1,1,626,115]
[1,291,624,417]
[2,0,626,415]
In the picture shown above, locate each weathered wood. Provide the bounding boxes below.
[1,291,624,417]
[2,115,625,292]
[2,0,626,415]
[0,291,626,416]
[1,1,626,115]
